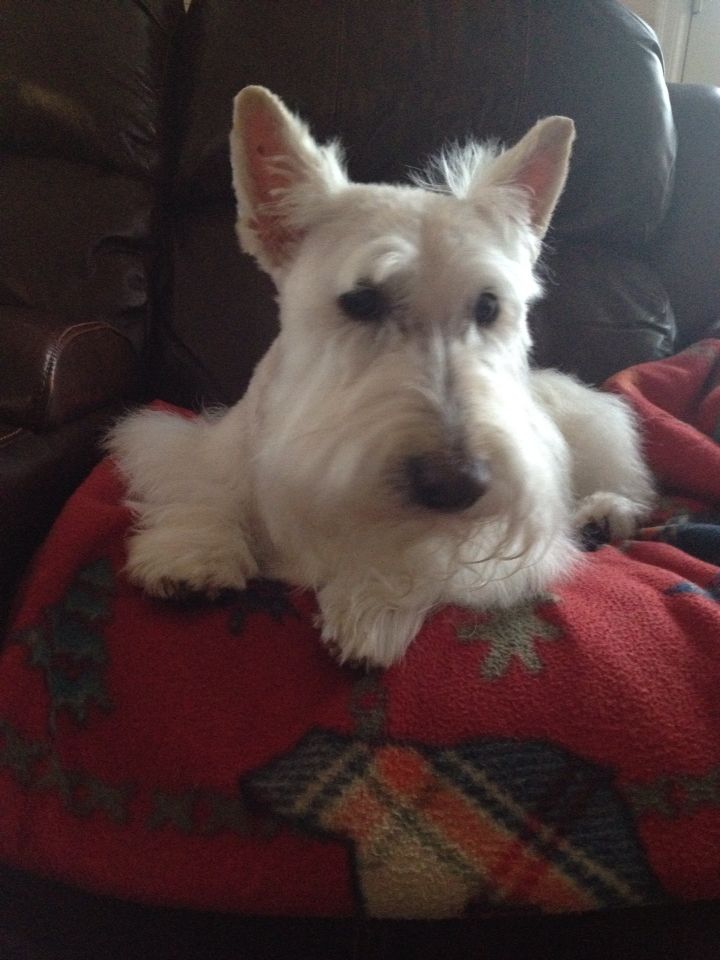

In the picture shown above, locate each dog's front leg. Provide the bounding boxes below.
[109,402,261,601]
[316,574,438,668]
[531,369,655,542]
[123,500,259,601]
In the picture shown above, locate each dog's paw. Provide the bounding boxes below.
[573,491,648,547]
[124,527,259,601]
[317,584,430,669]
[318,612,421,669]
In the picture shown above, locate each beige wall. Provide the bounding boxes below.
[624,0,663,25]
[622,0,692,81]
[683,0,720,85]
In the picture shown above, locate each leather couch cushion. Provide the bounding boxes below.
[652,84,720,347]
[532,244,676,384]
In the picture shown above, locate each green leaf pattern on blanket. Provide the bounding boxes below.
[456,593,562,678]
[13,559,114,732]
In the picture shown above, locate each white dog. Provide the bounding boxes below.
[108,86,654,668]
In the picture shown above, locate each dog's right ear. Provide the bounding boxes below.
[230,86,347,277]
[484,116,576,239]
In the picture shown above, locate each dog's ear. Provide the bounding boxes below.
[230,86,347,276]
[485,116,575,238]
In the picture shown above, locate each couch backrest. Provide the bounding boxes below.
[156,0,679,406]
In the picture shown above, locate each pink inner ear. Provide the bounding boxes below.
[244,110,301,266]
[513,136,568,228]
[520,155,551,200]
[518,151,558,211]
[246,111,292,206]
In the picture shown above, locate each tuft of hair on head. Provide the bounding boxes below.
[410,116,575,240]
[409,140,501,198]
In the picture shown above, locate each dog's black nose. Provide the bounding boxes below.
[405,453,490,513]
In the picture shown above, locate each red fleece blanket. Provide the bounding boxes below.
[2,341,720,919]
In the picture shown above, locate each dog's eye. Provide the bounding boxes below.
[473,292,499,326]
[338,285,387,322]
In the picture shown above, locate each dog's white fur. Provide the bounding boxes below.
[107,86,654,668]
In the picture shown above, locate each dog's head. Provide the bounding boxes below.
[229,87,574,553]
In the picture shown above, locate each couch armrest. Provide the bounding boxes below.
[0,307,140,431]
[650,83,720,347]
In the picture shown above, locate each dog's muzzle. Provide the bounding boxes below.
[404,452,490,513]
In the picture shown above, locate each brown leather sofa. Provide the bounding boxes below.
[2,1,720,956]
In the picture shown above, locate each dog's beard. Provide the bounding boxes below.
[254,402,572,603]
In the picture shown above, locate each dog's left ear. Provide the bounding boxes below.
[486,116,576,238]
[230,86,347,277]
